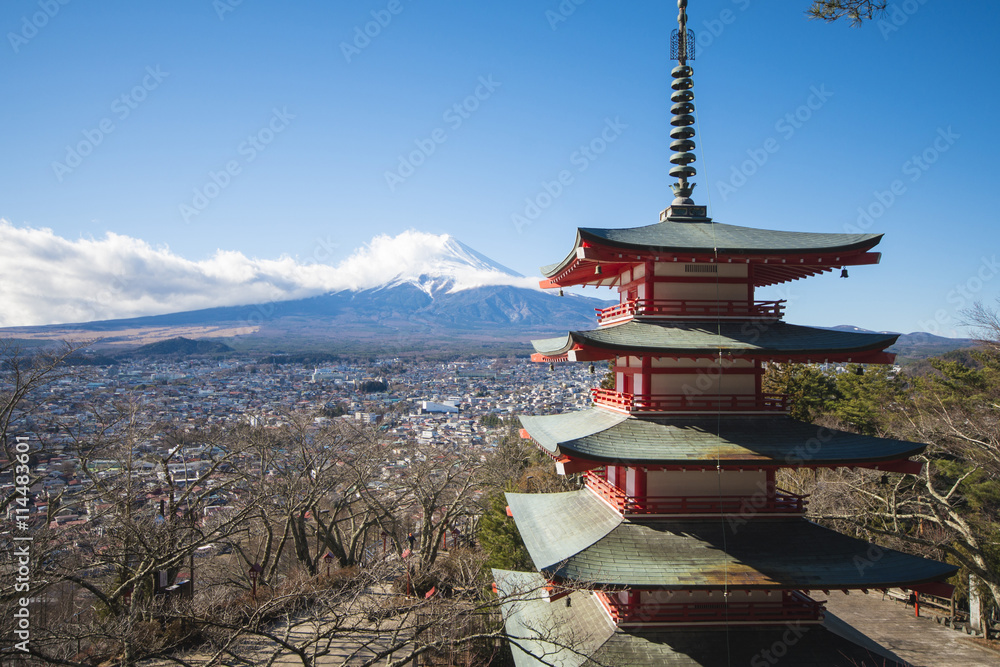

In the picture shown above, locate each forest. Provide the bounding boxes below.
[2,309,999,665]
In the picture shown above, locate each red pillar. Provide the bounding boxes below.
[640,356,652,409]
[755,359,763,404]
[627,590,640,621]
[633,467,647,512]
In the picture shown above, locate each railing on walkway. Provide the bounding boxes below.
[590,388,789,414]
[596,299,785,325]
[596,590,825,626]
[584,472,808,516]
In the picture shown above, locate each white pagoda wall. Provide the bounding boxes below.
[646,469,767,498]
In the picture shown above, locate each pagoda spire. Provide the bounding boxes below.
[662,0,710,221]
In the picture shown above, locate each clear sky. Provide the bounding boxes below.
[2,0,999,336]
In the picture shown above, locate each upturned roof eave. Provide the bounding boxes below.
[508,490,958,591]
[577,225,884,257]
[539,224,885,281]
[518,411,927,468]
[530,321,900,360]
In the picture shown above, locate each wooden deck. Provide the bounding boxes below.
[823,590,999,667]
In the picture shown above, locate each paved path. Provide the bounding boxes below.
[823,591,999,667]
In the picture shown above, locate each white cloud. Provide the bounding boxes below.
[0,221,540,327]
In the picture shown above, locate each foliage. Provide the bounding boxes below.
[762,362,840,422]
[480,413,504,429]
[477,490,532,573]
[765,343,1000,615]
[830,364,907,436]
[599,360,615,390]
[358,379,388,393]
[807,0,888,25]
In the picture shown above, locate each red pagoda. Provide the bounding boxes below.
[494,2,957,665]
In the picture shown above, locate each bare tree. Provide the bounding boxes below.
[0,340,83,516]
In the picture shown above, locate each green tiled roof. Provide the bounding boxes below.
[584,221,881,254]
[508,490,957,589]
[505,490,622,568]
[493,569,614,667]
[532,321,898,357]
[541,221,882,277]
[494,569,909,667]
[519,410,926,466]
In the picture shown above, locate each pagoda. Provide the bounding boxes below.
[494,2,957,665]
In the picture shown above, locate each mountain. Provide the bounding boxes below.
[0,236,612,354]
[0,235,977,359]
[829,325,977,361]
[132,337,235,356]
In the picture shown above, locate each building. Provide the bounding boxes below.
[494,3,957,664]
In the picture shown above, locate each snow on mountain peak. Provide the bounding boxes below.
[332,230,537,294]
[0,222,540,326]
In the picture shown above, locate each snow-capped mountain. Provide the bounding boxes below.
[374,236,526,298]
[2,233,611,352]
[327,231,538,297]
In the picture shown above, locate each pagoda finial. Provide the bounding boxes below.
[661,0,710,222]
[669,0,697,204]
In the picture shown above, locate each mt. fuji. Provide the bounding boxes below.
[0,230,612,352]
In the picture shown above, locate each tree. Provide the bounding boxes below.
[478,488,532,572]
[793,348,1000,618]
[830,364,907,436]
[807,0,888,25]
[480,413,504,429]
[0,396,265,666]
[0,341,82,517]
[762,362,840,422]
[238,417,385,578]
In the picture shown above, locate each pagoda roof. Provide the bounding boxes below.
[494,570,910,667]
[531,320,898,362]
[580,221,880,257]
[506,490,957,590]
[540,221,883,288]
[519,410,926,467]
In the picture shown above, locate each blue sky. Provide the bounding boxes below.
[2,0,999,336]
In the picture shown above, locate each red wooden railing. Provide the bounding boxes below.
[584,472,808,516]
[590,388,788,414]
[596,299,785,325]
[596,590,824,626]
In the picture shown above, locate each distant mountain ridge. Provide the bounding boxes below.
[828,325,977,360]
[0,235,612,352]
[134,337,234,356]
[0,238,978,359]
